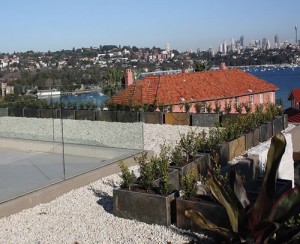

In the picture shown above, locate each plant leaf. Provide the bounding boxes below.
[208,170,242,233]
[185,209,232,238]
[268,185,300,223]
[249,133,286,231]
[232,171,250,209]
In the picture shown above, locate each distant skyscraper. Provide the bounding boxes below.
[240,35,244,47]
[262,38,268,50]
[274,34,280,48]
[165,43,171,52]
[295,26,298,46]
[231,38,235,51]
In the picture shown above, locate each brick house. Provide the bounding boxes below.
[285,88,300,123]
[288,88,300,110]
[108,68,278,114]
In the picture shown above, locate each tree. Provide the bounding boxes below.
[105,68,124,96]
[194,61,211,72]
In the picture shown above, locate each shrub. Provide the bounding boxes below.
[180,173,198,200]
[118,160,136,190]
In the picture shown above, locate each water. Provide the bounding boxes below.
[247,67,300,109]
[49,92,108,108]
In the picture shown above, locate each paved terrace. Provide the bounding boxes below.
[0,137,143,218]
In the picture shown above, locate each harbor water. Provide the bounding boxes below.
[247,66,300,109]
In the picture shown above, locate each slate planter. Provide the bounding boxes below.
[23,108,39,118]
[96,110,117,122]
[75,110,96,121]
[113,188,178,226]
[153,168,180,191]
[0,108,8,117]
[273,116,284,135]
[195,153,212,177]
[116,111,140,123]
[259,121,273,142]
[246,178,292,204]
[244,128,259,150]
[60,109,75,119]
[40,109,58,118]
[282,114,288,129]
[8,108,23,117]
[191,113,220,127]
[176,196,231,232]
[169,158,200,181]
[140,112,163,124]
[164,112,190,126]
[218,135,246,166]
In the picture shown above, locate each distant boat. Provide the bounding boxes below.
[99,92,104,96]
[37,90,61,98]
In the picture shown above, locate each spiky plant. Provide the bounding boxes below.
[185,133,300,243]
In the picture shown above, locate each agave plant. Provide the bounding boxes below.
[185,133,300,243]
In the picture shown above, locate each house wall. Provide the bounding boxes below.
[291,98,300,110]
[170,91,276,113]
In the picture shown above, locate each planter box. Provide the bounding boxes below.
[0,108,8,117]
[8,108,23,117]
[273,116,284,135]
[116,111,140,123]
[244,128,259,150]
[169,158,200,181]
[191,113,220,127]
[195,153,212,177]
[113,188,178,226]
[176,197,231,232]
[153,168,180,191]
[219,135,246,166]
[23,109,39,118]
[40,109,58,118]
[164,113,190,126]
[246,178,292,204]
[259,121,273,142]
[96,110,117,122]
[282,114,288,129]
[220,113,239,124]
[60,109,75,119]
[140,112,163,124]
[75,110,95,121]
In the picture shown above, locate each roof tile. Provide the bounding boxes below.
[108,69,278,106]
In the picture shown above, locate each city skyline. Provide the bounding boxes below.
[1,0,299,53]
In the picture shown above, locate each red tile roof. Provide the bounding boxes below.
[288,88,300,102]
[285,107,300,123]
[108,69,278,106]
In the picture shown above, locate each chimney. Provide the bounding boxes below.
[125,69,133,87]
[220,62,227,70]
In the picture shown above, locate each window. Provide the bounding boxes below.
[260,94,264,104]
[249,95,254,105]
[201,102,206,113]
[235,97,239,107]
[270,92,274,103]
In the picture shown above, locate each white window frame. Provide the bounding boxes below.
[235,97,239,107]
[249,95,254,105]
[270,92,274,103]
[260,94,264,104]
[201,102,206,113]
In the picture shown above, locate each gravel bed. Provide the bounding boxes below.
[0,117,208,154]
[0,167,194,243]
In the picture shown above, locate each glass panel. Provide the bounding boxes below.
[0,85,144,203]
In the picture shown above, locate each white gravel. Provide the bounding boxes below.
[0,167,192,244]
[0,117,207,154]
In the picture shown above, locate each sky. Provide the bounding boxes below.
[1,0,299,53]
